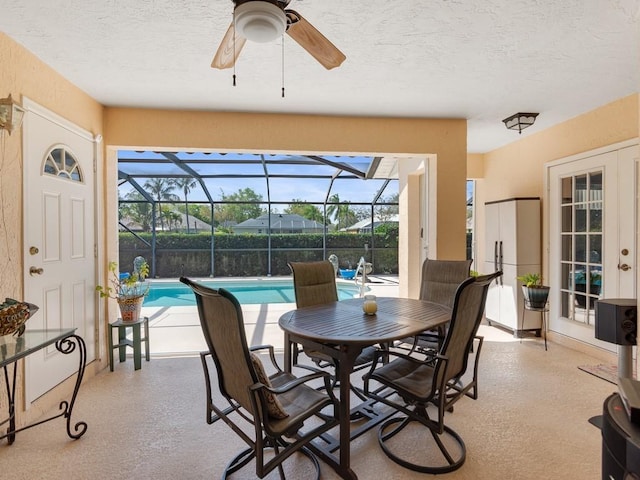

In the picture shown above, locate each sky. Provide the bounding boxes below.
[117,150,399,206]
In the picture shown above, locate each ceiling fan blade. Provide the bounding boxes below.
[285,10,346,70]
[211,22,247,69]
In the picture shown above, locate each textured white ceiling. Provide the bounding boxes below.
[1,0,638,153]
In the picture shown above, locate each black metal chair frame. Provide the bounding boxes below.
[288,261,378,401]
[363,271,502,474]
[181,277,339,479]
[402,258,473,355]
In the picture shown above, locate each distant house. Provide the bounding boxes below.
[174,211,213,233]
[344,214,399,233]
[233,213,324,234]
[218,220,237,230]
[119,206,212,233]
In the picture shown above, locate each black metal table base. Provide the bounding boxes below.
[299,384,395,460]
[298,387,397,480]
[1,334,87,444]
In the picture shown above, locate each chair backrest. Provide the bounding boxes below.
[179,277,258,415]
[289,261,338,308]
[436,271,502,386]
[419,258,472,307]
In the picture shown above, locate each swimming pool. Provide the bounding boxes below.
[143,279,364,306]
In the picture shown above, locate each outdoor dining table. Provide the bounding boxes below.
[279,296,452,480]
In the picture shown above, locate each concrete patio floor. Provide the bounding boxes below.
[140,276,401,357]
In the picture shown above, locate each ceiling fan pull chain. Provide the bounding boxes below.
[233,10,237,87]
[281,34,285,98]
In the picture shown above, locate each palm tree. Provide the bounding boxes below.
[326,193,354,230]
[143,178,178,231]
[172,177,198,233]
[121,191,153,232]
[161,207,182,232]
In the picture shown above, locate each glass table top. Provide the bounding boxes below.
[0,328,77,367]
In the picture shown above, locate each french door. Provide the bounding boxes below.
[548,142,638,348]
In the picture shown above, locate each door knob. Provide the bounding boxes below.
[29,267,44,276]
[618,263,631,271]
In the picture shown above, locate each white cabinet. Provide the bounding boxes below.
[484,198,542,334]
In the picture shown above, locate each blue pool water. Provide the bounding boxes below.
[143,279,362,307]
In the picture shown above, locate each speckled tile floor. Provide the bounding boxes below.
[0,322,617,480]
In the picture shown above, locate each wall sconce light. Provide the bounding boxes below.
[0,94,26,135]
[502,112,539,134]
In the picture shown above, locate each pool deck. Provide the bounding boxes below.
[141,275,400,357]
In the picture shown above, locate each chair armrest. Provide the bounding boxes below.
[374,347,442,365]
[365,348,448,381]
[249,344,283,373]
[250,344,272,352]
[250,370,337,402]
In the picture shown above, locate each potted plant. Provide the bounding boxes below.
[517,272,550,309]
[96,257,149,322]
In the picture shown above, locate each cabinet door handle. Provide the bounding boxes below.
[499,241,504,285]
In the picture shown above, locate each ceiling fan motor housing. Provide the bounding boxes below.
[234,0,287,43]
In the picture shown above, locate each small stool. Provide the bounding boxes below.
[108,317,150,371]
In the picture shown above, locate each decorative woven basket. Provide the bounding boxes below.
[118,295,144,323]
[0,302,32,336]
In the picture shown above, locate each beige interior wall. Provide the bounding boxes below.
[0,31,469,423]
[5,26,637,424]
[477,94,639,272]
[483,94,638,203]
[397,159,428,298]
[104,109,469,289]
[466,153,485,179]
[0,33,104,426]
[0,32,104,306]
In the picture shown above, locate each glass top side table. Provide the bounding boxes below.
[0,328,87,445]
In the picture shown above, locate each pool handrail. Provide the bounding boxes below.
[354,256,372,298]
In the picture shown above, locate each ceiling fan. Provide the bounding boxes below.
[212,0,346,70]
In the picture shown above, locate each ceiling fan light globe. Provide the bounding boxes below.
[235,1,286,43]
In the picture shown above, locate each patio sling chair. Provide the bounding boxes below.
[400,258,472,353]
[180,277,339,479]
[288,261,377,382]
[363,271,502,474]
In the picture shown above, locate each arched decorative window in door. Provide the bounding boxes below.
[43,145,83,182]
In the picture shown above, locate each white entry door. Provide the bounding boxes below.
[22,99,96,404]
[548,142,638,348]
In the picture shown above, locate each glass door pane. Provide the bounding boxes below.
[559,170,603,325]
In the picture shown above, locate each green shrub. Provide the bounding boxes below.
[119,231,398,277]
